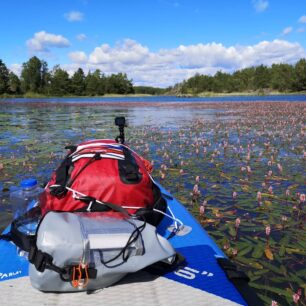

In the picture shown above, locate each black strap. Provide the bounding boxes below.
[50,155,72,196]
[118,146,142,184]
[28,245,97,281]
[50,152,103,197]
[0,233,11,241]
[135,183,167,226]
[28,246,59,273]
[75,196,130,217]
[74,182,166,227]
[145,252,185,275]
[217,258,264,306]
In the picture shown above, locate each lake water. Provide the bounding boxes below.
[1,94,306,103]
[0,97,305,305]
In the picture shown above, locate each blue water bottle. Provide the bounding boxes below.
[10,178,43,257]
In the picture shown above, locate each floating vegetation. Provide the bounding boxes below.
[0,100,305,305]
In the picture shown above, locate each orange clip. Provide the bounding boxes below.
[71,262,89,289]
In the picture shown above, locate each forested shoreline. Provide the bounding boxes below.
[175,59,306,95]
[0,56,165,97]
[0,56,306,97]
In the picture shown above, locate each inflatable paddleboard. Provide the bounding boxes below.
[0,184,259,306]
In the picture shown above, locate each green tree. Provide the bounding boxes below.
[98,73,107,95]
[134,86,166,95]
[293,58,306,91]
[8,72,21,94]
[71,68,85,95]
[40,60,51,94]
[21,56,43,92]
[211,71,232,92]
[253,65,271,90]
[0,59,9,94]
[106,73,134,94]
[85,70,102,96]
[270,63,294,92]
[50,65,71,96]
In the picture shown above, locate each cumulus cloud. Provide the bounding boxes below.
[282,26,293,36]
[69,51,87,63]
[67,39,306,87]
[298,15,306,23]
[252,0,269,12]
[27,31,70,52]
[89,39,149,65]
[76,33,87,41]
[64,11,84,22]
[9,63,22,76]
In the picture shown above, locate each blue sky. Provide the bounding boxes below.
[1,0,306,87]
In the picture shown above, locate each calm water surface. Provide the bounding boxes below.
[1,94,306,103]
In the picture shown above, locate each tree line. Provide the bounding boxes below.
[1,56,306,96]
[0,56,162,96]
[176,59,306,95]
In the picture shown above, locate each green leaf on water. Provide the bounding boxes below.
[253,269,270,276]
[252,244,265,259]
[228,225,236,237]
[249,275,262,282]
[279,245,286,257]
[296,239,306,249]
[285,247,306,255]
[257,294,275,305]
[260,262,285,275]
[264,200,272,208]
[238,245,253,256]
[288,272,305,285]
[287,184,299,190]
[235,257,263,269]
[250,283,292,298]
[296,268,306,277]
[279,234,290,245]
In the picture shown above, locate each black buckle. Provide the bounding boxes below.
[94,152,102,160]
[49,185,67,197]
[65,145,77,152]
[29,246,53,273]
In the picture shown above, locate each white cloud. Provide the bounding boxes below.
[69,51,87,63]
[64,11,84,22]
[9,63,22,76]
[76,33,87,41]
[89,39,149,65]
[67,39,306,87]
[27,31,70,52]
[252,0,269,12]
[282,26,293,36]
[297,27,306,33]
[298,15,306,23]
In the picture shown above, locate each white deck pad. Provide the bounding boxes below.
[0,272,242,306]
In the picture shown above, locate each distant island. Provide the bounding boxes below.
[0,56,306,98]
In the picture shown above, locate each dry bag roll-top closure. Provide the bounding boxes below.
[41,139,166,226]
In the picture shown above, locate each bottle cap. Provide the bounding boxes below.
[20,178,37,188]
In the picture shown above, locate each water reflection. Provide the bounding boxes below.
[129,107,222,127]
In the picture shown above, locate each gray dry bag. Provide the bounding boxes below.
[29,212,176,292]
